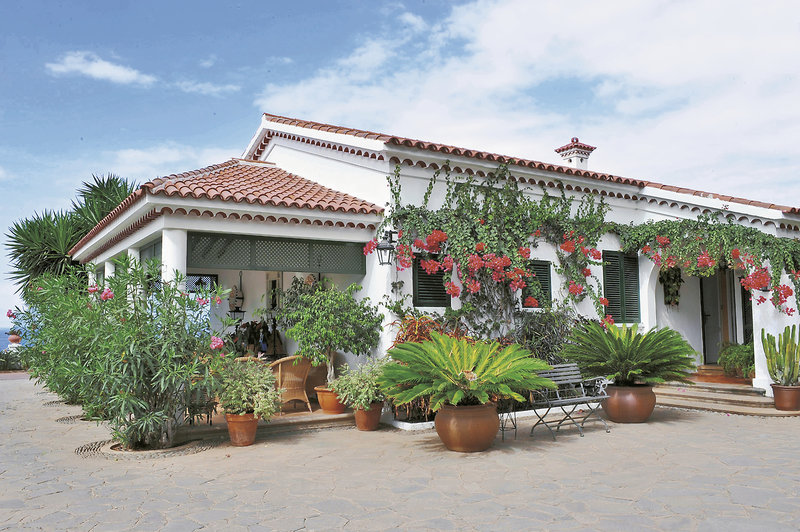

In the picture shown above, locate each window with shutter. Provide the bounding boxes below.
[603,251,640,323]
[524,260,552,306]
[413,258,451,308]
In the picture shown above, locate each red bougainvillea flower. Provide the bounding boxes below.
[582,268,592,277]
[642,245,652,254]
[363,239,378,255]
[568,281,584,296]
[475,242,486,253]
[395,244,414,271]
[420,259,441,275]
[577,235,585,244]
[414,238,426,250]
[787,308,796,316]
[518,247,531,259]
[210,336,224,350]
[424,230,448,252]
[398,230,403,238]
[741,267,771,291]
[444,282,461,298]
[697,251,715,268]
[441,255,454,271]
[523,296,539,308]
[88,284,99,294]
[465,279,481,294]
[599,297,609,306]
[793,270,800,280]
[666,256,677,269]
[6,309,15,319]
[467,254,485,274]
[509,279,527,291]
[479,218,485,225]
[775,284,794,306]
[589,248,602,260]
[757,295,767,304]
[602,314,615,328]
[652,253,662,267]
[731,248,740,260]
[560,240,576,253]
[534,229,542,237]
[100,288,114,301]
[656,236,670,247]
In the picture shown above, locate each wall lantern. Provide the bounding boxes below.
[228,270,245,321]
[376,230,398,266]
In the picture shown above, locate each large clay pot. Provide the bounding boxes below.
[314,386,345,414]
[771,384,800,411]
[7,334,21,344]
[225,413,259,446]
[354,402,383,431]
[602,385,656,423]
[434,403,499,452]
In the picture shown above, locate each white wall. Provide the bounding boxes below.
[656,275,704,366]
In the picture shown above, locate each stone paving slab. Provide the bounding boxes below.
[2,377,800,530]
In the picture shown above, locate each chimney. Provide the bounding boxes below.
[555,137,596,170]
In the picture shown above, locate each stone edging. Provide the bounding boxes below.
[75,438,225,460]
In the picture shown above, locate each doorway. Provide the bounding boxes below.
[700,269,740,364]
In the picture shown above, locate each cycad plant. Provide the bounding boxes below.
[379,332,556,411]
[561,322,697,386]
[762,326,800,386]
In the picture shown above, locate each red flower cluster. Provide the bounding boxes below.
[665,255,677,268]
[88,284,99,294]
[582,268,592,277]
[523,296,539,308]
[441,255,454,271]
[568,280,584,296]
[475,242,486,253]
[467,254,485,274]
[560,240,576,253]
[642,245,652,254]
[518,246,531,259]
[396,244,414,271]
[731,248,740,260]
[599,297,609,306]
[444,282,461,298]
[363,239,378,256]
[425,230,448,252]
[775,284,794,306]
[420,259,441,275]
[740,267,770,291]
[656,235,670,247]
[697,251,715,268]
[465,279,481,294]
[602,314,615,328]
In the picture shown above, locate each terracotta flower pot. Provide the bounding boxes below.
[602,385,656,423]
[314,386,345,414]
[225,413,259,446]
[354,401,383,431]
[434,403,499,452]
[771,384,800,411]
[7,334,21,344]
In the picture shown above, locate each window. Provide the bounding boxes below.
[413,258,450,307]
[603,251,640,323]
[523,260,552,306]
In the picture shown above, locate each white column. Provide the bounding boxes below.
[104,260,115,282]
[87,266,97,286]
[127,246,140,266]
[161,229,188,288]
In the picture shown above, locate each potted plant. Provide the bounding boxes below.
[761,326,800,410]
[561,322,697,423]
[280,283,382,414]
[379,332,556,452]
[217,358,283,446]
[329,358,388,430]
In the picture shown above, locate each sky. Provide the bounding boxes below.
[2,0,800,326]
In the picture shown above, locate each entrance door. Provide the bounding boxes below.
[700,269,738,364]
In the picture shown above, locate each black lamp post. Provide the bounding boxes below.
[376,230,398,266]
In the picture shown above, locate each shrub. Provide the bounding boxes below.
[718,342,754,378]
[512,304,578,365]
[329,357,388,410]
[216,358,282,419]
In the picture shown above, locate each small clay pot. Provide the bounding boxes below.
[225,413,259,446]
[434,403,499,452]
[602,385,657,423]
[7,334,21,344]
[314,386,345,414]
[771,384,800,411]
[354,402,383,431]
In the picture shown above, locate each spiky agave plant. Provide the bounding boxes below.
[379,332,556,411]
[561,322,697,386]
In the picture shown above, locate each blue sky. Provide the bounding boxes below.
[2,0,800,326]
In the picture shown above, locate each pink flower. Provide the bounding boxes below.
[210,336,224,350]
[214,296,222,305]
[441,255,454,271]
[560,240,575,253]
[196,297,209,305]
[475,242,486,253]
[599,297,609,306]
[518,247,531,259]
[697,251,715,268]
[36,287,42,291]
[656,236,670,248]
[582,268,592,277]
[395,244,413,271]
[363,239,378,256]
[6,309,15,319]
[523,296,539,308]
[444,282,461,298]
[589,248,602,260]
[420,259,441,275]
[602,314,615,328]
[568,281,584,296]
[642,245,652,254]
[88,284,99,294]
[100,288,114,301]
[465,279,481,294]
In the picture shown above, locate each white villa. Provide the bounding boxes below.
[68,113,800,396]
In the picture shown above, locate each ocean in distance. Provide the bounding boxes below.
[1,328,10,351]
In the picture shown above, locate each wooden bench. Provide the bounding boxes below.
[529,363,610,440]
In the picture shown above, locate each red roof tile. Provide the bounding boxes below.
[555,137,597,154]
[262,112,800,215]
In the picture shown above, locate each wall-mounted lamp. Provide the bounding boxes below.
[376,230,398,266]
[228,270,245,321]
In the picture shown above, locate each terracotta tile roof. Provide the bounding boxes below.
[69,158,383,258]
[143,158,383,215]
[262,112,800,215]
[555,137,596,154]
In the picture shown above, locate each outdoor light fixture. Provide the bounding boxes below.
[228,271,245,321]
[376,230,398,266]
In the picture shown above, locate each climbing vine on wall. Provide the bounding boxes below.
[616,213,800,315]
[365,164,611,339]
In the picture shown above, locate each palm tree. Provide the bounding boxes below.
[71,174,136,236]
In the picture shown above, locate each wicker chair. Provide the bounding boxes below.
[268,355,313,413]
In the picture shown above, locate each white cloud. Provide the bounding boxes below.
[253,0,800,208]
[0,166,10,182]
[174,80,241,97]
[267,56,294,65]
[105,144,239,179]
[45,51,156,86]
[199,54,217,68]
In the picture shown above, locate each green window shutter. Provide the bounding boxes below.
[413,258,451,308]
[603,251,640,323]
[525,260,552,305]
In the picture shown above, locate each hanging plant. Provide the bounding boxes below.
[659,267,684,306]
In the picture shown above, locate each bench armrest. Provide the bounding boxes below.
[582,377,608,397]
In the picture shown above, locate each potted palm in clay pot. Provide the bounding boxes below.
[561,322,697,423]
[280,282,383,414]
[217,357,283,446]
[762,325,800,410]
[329,358,388,430]
[379,332,556,452]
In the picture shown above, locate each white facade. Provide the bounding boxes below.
[70,114,800,395]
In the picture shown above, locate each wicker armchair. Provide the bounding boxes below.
[268,355,313,413]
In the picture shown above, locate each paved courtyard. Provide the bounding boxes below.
[1,374,799,531]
